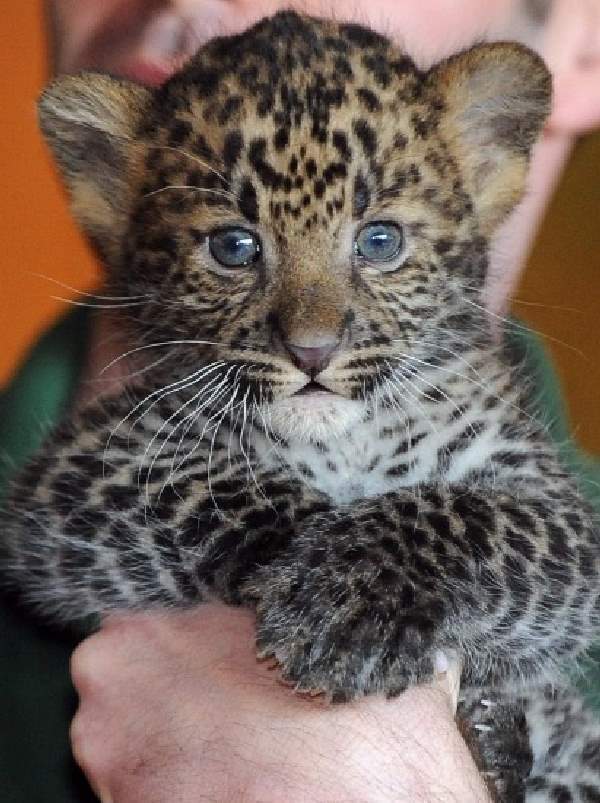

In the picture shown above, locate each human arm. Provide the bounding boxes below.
[71,604,489,803]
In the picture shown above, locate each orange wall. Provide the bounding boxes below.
[0,3,98,388]
[1,4,599,454]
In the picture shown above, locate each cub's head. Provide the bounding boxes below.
[40,11,550,442]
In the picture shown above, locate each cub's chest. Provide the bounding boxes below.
[255,411,436,504]
[254,404,503,504]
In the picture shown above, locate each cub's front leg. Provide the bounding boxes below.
[247,484,600,700]
[0,388,326,622]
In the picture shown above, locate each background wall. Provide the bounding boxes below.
[1,4,599,453]
[0,4,99,388]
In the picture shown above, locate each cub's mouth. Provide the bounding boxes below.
[266,382,364,442]
[294,381,333,396]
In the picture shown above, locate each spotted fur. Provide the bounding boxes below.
[2,12,600,801]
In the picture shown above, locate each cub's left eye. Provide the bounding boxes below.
[209,228,261,268]
[354,222,405,270]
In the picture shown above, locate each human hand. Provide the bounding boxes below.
[71,605,489,803]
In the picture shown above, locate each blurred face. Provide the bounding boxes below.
[49,0,528,82]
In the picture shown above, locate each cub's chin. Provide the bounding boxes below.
[262,391,366,443]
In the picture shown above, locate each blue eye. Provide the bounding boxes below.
[209,228,261,267]
[355,222,405,267]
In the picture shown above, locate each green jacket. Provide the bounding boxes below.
[1,309,599,803]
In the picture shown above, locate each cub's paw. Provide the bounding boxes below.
[248,553,444,700]
[458,690,532,802]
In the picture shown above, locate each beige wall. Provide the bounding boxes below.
[515,133,600,455]
[1,4,598,453]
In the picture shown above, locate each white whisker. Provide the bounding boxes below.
[390,348,535,424]
[400,363,483,441]
[140,382,218,506]
[28,272,150,301]
[50,296,148,310]
[168,372,236,481]
[100,339,221,376]
[143,185,237,203]
[103,361,226,475]
[463,298,587,360]
[105,352,172,384]
[149,144,231,187]
[205,390,241,517]
[384,361,439,435]
[127,362,226,437]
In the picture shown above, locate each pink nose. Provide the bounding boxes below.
[285,341,339,374]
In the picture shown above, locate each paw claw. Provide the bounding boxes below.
[295,685,326,699]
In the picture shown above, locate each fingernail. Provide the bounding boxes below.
[432,651,461,714]
[98,788,113,803]
[434,649,449,675]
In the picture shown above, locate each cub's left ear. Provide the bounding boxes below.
[38,74,152,263]
[431,43,552,234]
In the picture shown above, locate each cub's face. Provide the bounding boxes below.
[40,12,550,440]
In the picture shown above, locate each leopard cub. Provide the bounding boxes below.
[3,12,600,801]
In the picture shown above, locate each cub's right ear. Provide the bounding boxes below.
[38,74,152,263]
[431,43,551,235]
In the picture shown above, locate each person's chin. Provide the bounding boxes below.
[262,393,366,443]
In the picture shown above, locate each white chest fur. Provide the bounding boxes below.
[253,387,513,505]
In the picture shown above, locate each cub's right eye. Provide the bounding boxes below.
[208,228,261,268]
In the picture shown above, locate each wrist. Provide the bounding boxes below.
[71,608,489,803]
